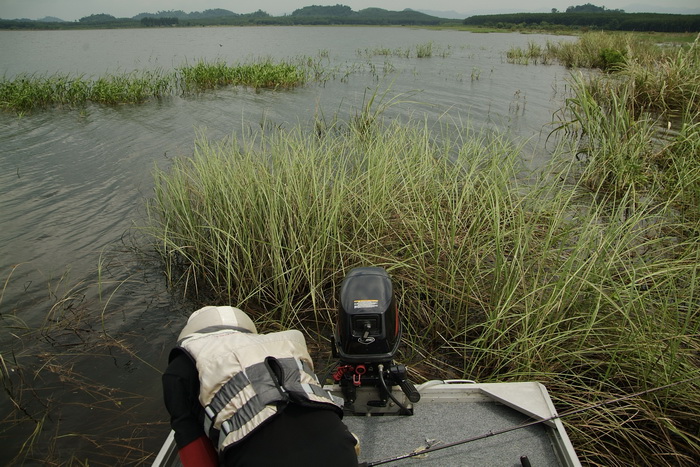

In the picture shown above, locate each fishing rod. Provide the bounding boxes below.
[358,375,700,467]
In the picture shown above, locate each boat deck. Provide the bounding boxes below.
[153,381,580,466]
[345,381,576,466]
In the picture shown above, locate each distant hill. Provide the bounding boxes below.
[132,9,238,20]
[292,5,353,16]
[37,16,66,23]
[284,7,441,25]
[417,10,465,20]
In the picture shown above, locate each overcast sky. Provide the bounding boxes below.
[1,0,698,21]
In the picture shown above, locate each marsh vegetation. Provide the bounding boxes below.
[147,34,700,465]
[0,44,453,113]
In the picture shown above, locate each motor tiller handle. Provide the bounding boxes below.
[398,378,421,403]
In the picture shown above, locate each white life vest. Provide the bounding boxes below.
[178,326,343,452]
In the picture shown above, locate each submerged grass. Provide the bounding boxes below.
[1,260,170,465]
[147,95,700,464]
[356,41,451,59]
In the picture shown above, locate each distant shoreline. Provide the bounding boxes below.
[2,10,699,33]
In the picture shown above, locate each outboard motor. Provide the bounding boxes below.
[333,267,420,415]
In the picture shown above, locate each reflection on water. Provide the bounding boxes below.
[0,26,575,462]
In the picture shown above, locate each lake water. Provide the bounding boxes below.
[0,26,575,463]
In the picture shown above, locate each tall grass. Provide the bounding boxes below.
[414,41,434,58]
[510,32,700,120]
[147,102,700,464]
[552,40,700,229]
[621,37,700,118]
[509,31,699,75]
[554,73,658,195]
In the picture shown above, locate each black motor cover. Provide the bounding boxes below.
[335,267,400,363]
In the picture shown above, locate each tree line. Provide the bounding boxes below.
[563,3,624,13]
[463,12,700,33]
[140,17,179,27]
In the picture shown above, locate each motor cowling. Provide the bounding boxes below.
[335,267,400,363]
[333,267,419,415]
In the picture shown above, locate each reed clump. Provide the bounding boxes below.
[176,59,308,93]
[621,37,700,118]
[0,70,173,111]
[507,32,665,70]
[147,107,699,464]
[506,40,552,65]
[414,41,434,58]
[581,35,699,119]
[546,31,662,70]
[553,38,700,218]
[512,32,700,119]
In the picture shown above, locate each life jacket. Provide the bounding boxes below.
[177,326,343,453]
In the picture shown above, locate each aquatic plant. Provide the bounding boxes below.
[0,70,173,110]
[546,31,662,69]
[0,262,165,465]
[176,59,308,92]
[554,73,657,195]
[506,40,552,65]
[0,59,310,112]
[0,44,457,113]
[552,37,700,209]
[143,35,700,465]
[620,36,700,118]
[356,42,450,59]
[415,41,434,58]
[507,32,677,71]
[357,46,395,57]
